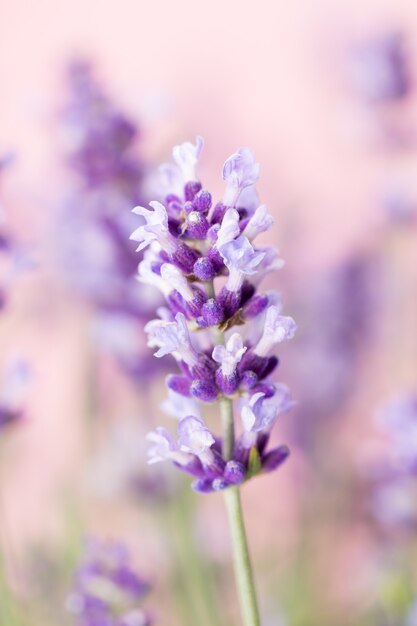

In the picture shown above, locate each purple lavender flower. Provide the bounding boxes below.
[130,138,295,492]
[55,60,164,381]
[222,148,260,206]
[212,333,247,395]
[381,186,417,226]
[56,60,148,315]
[67,538,152,626]
[286,255,375,449]
[377,394,417,472]
[368,392,417,529]
[348,31,412,104]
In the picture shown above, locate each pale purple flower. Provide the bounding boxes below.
[220,236,266,292]
[242,204,274,241]
[160,388,201,420]
[212,333,247,395]
[241,392,279,434]
[130,201,173,253]
[377,393,417,469]
[146,427,182,464]
[159,262,207,318]
[215,208,241,249]
[136,250,171,299]
[172,136,204,182]
[237,185,259,214]
[348,31,411,104]
[372,477,417,529]
[251,246,285,285]
[145,312,197,364]
[254,305,297,356]
[212,333,247,377]
[157,163,183,199]
[0,360,29,430]
[67,538,151,626]
[366,392,417,530]
[160,263,194,299]
[223,148,260,206]
[178,415,215,455]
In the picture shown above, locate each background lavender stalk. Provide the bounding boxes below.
[67,538,152,626]
[55,59,163,387]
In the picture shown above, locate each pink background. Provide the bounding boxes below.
[0,0,416,620]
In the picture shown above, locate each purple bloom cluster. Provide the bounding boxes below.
[57,59,146,316]
[348,31,412,104]
[131,137,296,492]
[56,60,162,380]
[370,393,417,529]
[61,59,143,193]
[67,538,152,626]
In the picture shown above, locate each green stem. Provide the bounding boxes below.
[220,398,261,626]
[220,396,235,460]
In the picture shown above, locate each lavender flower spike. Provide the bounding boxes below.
[133,138,295,626]
[133,137,294,493]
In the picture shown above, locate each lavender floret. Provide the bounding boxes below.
[67,538,152,626]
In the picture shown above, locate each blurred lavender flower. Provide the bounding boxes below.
[0,360,29,431]
[0,154,31,309]
[287,255,375,450]
[348,31,411,104]
[56,59,145,314]
[130,137,295,492]
[55,60,162,380]
[380,186,417,227]
[67,538,152,626]
[346,30,415,151]
[369,392,417,529]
